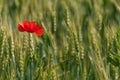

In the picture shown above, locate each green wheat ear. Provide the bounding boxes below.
[19,48,24,80]
[0,28,5,58]
[0,29,5,77]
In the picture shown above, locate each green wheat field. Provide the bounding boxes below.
[0,0,120,80]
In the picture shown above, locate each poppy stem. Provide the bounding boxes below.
[28,33,34,80]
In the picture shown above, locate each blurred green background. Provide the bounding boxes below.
[0,0,120,80]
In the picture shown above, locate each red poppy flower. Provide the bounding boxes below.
[18,21,44,36]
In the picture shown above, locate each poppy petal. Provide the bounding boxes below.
[18,20,44,36]
[23,21,32,32]
[35,27,44,36]
[31,21,37,26]
[31,21,37,32]
[18,24,25,32]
